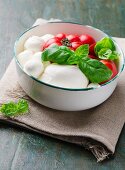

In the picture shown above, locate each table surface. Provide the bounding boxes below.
[0,0,125,169]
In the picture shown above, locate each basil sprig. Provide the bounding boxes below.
[94,37,119,60]
[42,43,113,83]
[0,99,29,117]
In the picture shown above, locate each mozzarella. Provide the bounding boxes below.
[24,36,45,52]
[24,58,44,78]
[40,64,89,88]
[33,52,50,68]
[33,52,42,62]
[87,83,100,88]
[17,50,34,67]
[40,34,54,42]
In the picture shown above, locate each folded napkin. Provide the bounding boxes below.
[0,19,125,162]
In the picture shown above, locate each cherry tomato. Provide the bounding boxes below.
[48,42,62,48]
[100,60,118,81]
[79,34,95,45]
[55,33,66,41]
[43,37,61,49]
[89,43,96,56]
[43,33,96,51]
[88,55,98,59]
[66,34,80,42]
[71,42,82,50]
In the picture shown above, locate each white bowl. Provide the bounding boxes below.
[14,22,124,111]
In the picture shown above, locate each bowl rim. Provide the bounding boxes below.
[14,21,125,91]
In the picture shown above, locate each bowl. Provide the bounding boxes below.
[14,22,124,111]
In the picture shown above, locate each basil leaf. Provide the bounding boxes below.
[108,51,119,60]
[98,48,119,60]
[59,46,74,55]
[42,45,73,64]
[67,44,89,65]
[95,37,116,54]
[0,102,18,117]
[67,54,80,65]
[75,44,89,57]
[0,99,29,117]
[79,57,112,83]
[16,99,29,113]
[98,48,112,59]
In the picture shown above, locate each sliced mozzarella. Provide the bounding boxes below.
[40,64,89,88]
[24,58,44,78]
[17,50,34,67]
[40,34,54,42]
[87,83,100,88]
[24,36,45,52]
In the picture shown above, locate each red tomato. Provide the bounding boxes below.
[48,42,62,48]
[71,42,82,50]
[100,60,118,80]
[66,34,80,42]
[88,55,98,59]
[43,37,61,49]
[89,43,96,56]
[55,33,66,41]
[79,34,95,45]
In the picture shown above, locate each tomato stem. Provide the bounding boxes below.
[61,38,71,47]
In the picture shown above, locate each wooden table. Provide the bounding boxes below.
[0,0,125,169]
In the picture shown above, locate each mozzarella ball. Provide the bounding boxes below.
[33,52,50,68]
[40,64,89,88]
[33,52,42,62]
[24,58,44,78]
[17,50,34,67]
[87,83,100,88]
[40,34,54,42]
[24,36,45,52]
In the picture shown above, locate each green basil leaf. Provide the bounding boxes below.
[108,51,119,60]
[59,46,74,54]
[67,44,89,65]
[98,48,112,59]
[16,99,29,113]
[0,102,18,117]
[75,44,89,57]
[98,48,119,60]
[79,57,112,83]
[67,54,80,65]
[0,99,29,117]
[42,45,59,61]
[95,37,116,54]
[42,45,73,64]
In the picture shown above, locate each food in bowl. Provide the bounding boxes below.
[17,32,119,89]
[14,23,124,111]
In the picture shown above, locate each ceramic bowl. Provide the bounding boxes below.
[14,22,124,111]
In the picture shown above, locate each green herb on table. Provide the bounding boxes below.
[0,99,29,117]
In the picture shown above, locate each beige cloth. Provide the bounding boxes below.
[0,19,125,162]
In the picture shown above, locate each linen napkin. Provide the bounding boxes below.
[0,19,125,162]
